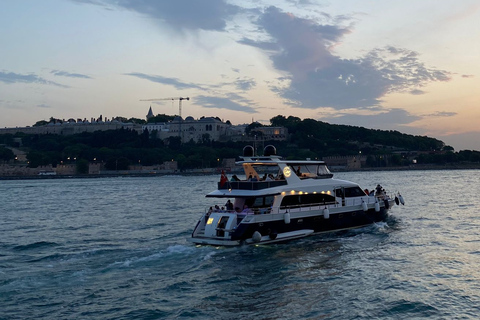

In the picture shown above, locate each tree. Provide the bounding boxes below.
[33,120,48,127]
[245,122,263,136]
[166,136,182,150]
[147,114,175,123]
[0,146,15,162]
[76,159,89,174]
[128,117,146,124]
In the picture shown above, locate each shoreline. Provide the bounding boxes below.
[1,163,480,181]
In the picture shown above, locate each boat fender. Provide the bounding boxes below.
[399,194,405,205]
[395,196,399,205]
[284,212,291,224]
[269,231,278,240]
[323,208,330,219]
[384,199,390,209]
[252,231,262,243]
[374,201,380,212]
[362,201,368,212]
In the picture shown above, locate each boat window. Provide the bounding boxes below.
[246,195,275,208]
[286,164,332,178]
[335,187,365,198]
[317,165,331,176]
[280,193,336,208]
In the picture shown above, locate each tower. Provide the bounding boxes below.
[146,106,154,121]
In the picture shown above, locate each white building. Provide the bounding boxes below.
[143,116,231,143]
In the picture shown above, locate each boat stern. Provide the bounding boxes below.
[189,212,242,246]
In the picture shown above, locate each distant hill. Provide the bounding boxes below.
[1,114,479,170]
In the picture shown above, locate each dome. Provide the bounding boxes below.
[172,116,183,122]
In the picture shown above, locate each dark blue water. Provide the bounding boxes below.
[1,171,480,319]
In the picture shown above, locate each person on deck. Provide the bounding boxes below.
[225,200,234,211]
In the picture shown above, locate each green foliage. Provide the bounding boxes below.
[147,114,175,123]
[245,122,263,136]
[269,114,445,154]
[76,159,89,174]
[128,117,146,124]
[33,120,48,127]
[0,146,15,162]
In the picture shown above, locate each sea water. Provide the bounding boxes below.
[1,170,480,319]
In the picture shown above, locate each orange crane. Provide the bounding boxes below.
[140,97,190,118]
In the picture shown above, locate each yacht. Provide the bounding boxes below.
[189,145,403,246]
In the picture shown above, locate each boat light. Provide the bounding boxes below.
[281,191,286,195]
[207,217,214,225]
[290,190,295,194]
[299,191,303,195]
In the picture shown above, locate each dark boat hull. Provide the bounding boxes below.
[231,207,388,241]
[190,204,391,246]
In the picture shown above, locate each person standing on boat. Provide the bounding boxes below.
[225,200,234,211]
[296,166,302,176]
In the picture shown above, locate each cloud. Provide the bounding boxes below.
[242,6,451,110]
[234,78,256,91]
[322,108,422,128]
[51,70,92,79]
[409,89,426,95]
[0,71,67,87]
[71,0,241,31]
[36,104,51,108]
[126,72,206,90]
[462,74,474,78]
[423,111,457,117]
[195,95,257,113]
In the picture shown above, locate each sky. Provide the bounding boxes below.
[1,0,479,151]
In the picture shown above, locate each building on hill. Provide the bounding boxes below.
[0,117,143,135]
[143,115,232,143]
[250,126,288,141]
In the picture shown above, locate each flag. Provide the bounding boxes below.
[220,170,228,187]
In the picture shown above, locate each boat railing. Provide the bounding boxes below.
[278,201,336,213]
[276,196,390,213]
[218,180,288,190]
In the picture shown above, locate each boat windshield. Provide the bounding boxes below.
[287,164,332,178]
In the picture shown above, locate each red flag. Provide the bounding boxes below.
[220,170,227,187]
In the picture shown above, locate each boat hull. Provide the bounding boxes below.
[190,201,392,246]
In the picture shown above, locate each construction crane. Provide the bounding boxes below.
[140,97,190,118]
